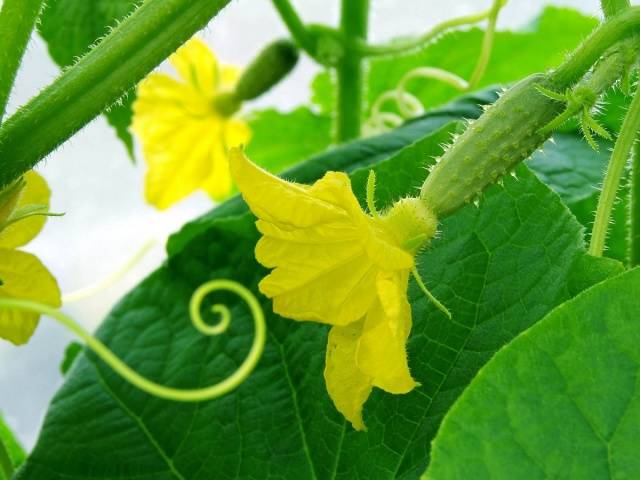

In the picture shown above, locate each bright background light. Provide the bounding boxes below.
[0,0,601,449]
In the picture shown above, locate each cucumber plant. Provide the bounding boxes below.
[0,1,639,479]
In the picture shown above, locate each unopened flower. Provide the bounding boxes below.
[133,38,251,210]
[230,150,445,430]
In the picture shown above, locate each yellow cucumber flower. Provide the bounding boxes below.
[132,38,251,210]
[0,172,61,345]
[230,150,441,430]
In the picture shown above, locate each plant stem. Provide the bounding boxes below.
[630,141,640,266]
[467,0,502,89]
[589,87,640,257]
[0,437,13,480]
[0,0,231,189]
[270,0,315,56]
[601,0,630,18]
[550,6,640,88]
[356,8,491,57]
[335,0,369,142]
[0,279,266,402]
[0,0,44,122]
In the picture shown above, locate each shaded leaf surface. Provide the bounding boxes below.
[529,133,629,263]
[427,268,640,480]
[16,111,615,478]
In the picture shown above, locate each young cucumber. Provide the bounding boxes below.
[420,74,564,217]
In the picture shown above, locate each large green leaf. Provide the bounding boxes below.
[313,7,597,118]
[38,0,142,159]
[529,133,629,264]
[427,267,640,480]
[16,106,620,478]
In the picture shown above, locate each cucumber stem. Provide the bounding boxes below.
[335,0,369,142]
[589,86,640,257]
[550,6,640,89]
[270,0,316,56]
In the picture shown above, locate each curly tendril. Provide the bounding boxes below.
[364,0,507,136]
[0,279,266,402]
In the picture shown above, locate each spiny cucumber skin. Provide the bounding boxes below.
[420,74,564,217]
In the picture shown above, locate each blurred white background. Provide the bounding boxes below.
[0,0,602,450]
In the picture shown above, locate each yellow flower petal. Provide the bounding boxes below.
[0,172,51,249]
[324,321,373,431]
[223,118,252,149]
[0,249,61,345]
[169,38,218,95]
[220,65,241,90]
[230,150,413,325]
[133,39,249,209]
[357,271,418,394]
[142,120,222,208]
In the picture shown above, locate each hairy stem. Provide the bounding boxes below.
[630,141,640,266]
[467,0,503,88]
[602,0,630,18]
[270,0,316,56]
[335,0,369,142]
[550,6,640,88]
[0,0,44,122]
[0,0,231,188]
[589,87,640,257]
[356,7,491,57]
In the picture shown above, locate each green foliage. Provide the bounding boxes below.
[0,414,25,478]
[427,268,640,480]
[60,341,84,376]
[529,133,629,263]
[38,0,142,159]
[313,8,598,116]
[15,97,621,478]
[245,107,331,174]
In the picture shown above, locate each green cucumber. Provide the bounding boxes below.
[420,73,563,216]
[234,39,299,101]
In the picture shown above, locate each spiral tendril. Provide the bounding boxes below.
[363,0,507,136]
[0,279,266,402]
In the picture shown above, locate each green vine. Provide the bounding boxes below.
[549,6,640,88]
[0,0,231,189]
[589,86,640,257]
[355,7,498,57]
[270,0,317,57]
[0,280,266,402]
[0,0,44,122]
[335,0,369,142]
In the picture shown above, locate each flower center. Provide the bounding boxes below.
[379,197,438,254]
